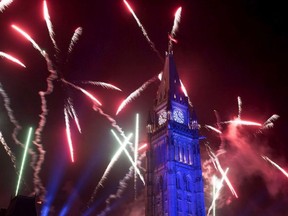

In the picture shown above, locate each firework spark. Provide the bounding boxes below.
[227,118,262,127]
[205,125,222,134]
[64,106,74,162]
[61,79,102,106]
[168,7,182,52]
[123,0,163,61]
[0,0,13,12]
[67,27,83,54]
[11,24,44,56]
[207,169,229,216]
[66,98,82,133]
[0,131,17,169]
[43,0,58,51]
[81,81,122,92]
[0,51,26,68]
[206,144,238,198]
[179,79,193,107]
[116,74,159,115]
[262,156,288,178]
[260,114,280,131]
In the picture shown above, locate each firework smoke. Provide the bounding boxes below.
[32,51,57,199]
[0,131,17,169]
[0,82,24,148]
[61,79,102,106]
[202,98,283,211]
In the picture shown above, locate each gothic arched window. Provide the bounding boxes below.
[176,173,182,189]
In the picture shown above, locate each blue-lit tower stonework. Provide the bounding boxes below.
[146,51,206,216]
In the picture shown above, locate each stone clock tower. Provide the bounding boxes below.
[145,51,206,216]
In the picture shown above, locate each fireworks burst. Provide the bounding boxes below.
[11,1,122,200]
[202,97,281,213]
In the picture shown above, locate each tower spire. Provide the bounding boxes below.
[155,51,186,107]
[146,49,205,216]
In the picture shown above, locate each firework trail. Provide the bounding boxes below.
[123,0,163,62]
[81,81,122,92]
[68,27,83,55]
[0,0,13,12]
[64,106,75,162]
[11,24,45,56]
[66,97,82,133]
[61,79,102,106]
[87,132,133,208]
[0,131,17,169]
[262,156,288,178]
[0,51,26,68]
[43,0,58,51]
[116,74,159,115]
[97,153,145,216]
[168,7,182,52]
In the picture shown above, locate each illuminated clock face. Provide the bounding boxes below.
[173,109,184,124]
[158,110,167,125]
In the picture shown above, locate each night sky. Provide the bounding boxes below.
[1,0,288,215]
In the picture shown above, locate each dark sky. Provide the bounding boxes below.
[0,0,288,215]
